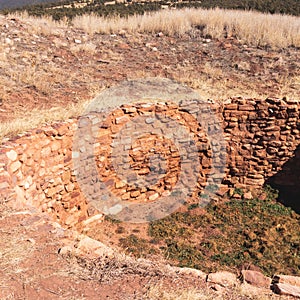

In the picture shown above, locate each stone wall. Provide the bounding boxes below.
[0,97,299,226]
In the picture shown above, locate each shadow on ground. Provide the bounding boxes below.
[266,145,300,213]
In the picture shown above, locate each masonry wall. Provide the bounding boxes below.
[0,97,299,227]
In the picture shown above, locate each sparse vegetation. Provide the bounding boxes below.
[119,234,158,257]
[117,186,300,277]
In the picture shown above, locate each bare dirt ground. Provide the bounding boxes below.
[0,202,291,300]
[0,203,203,300]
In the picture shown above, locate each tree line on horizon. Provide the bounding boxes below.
[1,0,299,20]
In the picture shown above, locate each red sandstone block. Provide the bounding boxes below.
[130,190,140,198]
[225,104,238,110]
[115,115,130,125]
[112,109,125,117]
[57,124,69,136]
[40,146,51,158]
[121,192,130,200]
[8,161,22,173]
[24,158,35,167]
[44,127,58,136]
[6,149,18,161]
[50,140,61,152]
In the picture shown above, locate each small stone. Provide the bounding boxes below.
[5,37,12,44]
[176,267,206,280]
[9,161,21,173]
[223,43,232,49]
[115,115,129,124]
[58,245,74,255]
[76,236,114,258]
[74,38,82,44]
[6,150,18,161]
[207,271,238,287]
[145,117,155,124]
[118,29,126,36]
[149,193,159,201]
[242,270,271,288]
[130,190,140,198]
[243,191,253,200]
[121,193,130,200]
[115,181,126,188]
[81,214,103,226]
[232,193,242,199]
[216,186,229,197]
[65,183,75,192]
[26,238,35,245]
[210,284,224,292]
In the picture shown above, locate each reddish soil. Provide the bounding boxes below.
[0,15,299,124]
[0,203,206,299]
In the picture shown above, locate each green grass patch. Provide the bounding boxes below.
[120,186,300,276]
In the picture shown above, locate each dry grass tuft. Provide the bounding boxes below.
[145,285,213,300]
[0,100,88,139]
[6,8,300,47]
[141,283,277,299]
[70,42,97,55]
[7,11,68,36]
[71,8,300,48]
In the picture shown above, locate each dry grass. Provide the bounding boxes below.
[144,283,278,300]
[71,8,300,48]
[145,285,211,300]
[5,8,300,47]
[0,8,298,139]
[70,42,97,55]
[7,11,68,36]
[0,100,88,139]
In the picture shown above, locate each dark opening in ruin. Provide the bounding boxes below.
[266,145,300,214]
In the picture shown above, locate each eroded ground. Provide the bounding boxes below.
[0,15,299,125]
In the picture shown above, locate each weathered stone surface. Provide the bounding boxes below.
[207,271,238,287]
[75,235,115,258]
[175,267,206,280]
[243,191,253,200]
[6,149,18,161]
[273,275,300,287]
[241,270,271,288]
[272,283,300,297]
[9,160,21,173]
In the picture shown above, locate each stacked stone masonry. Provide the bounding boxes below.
[0,97,299,227]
